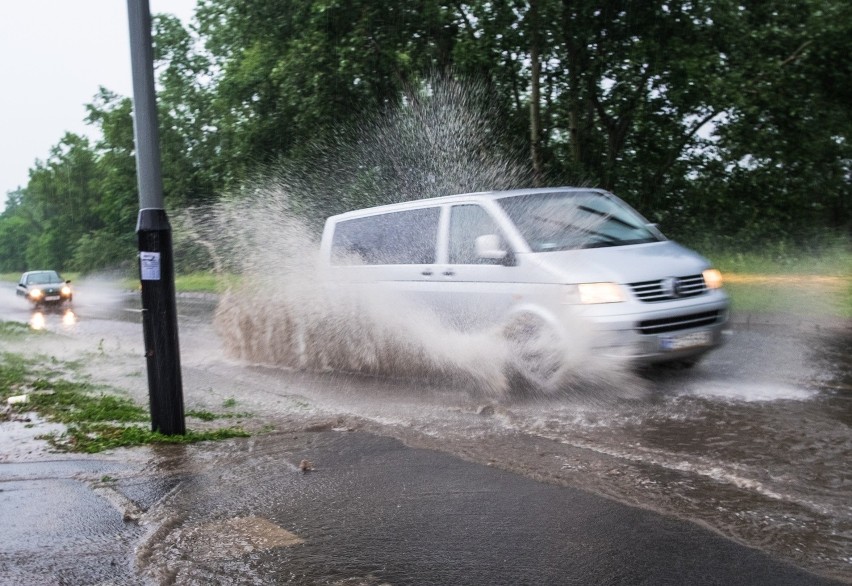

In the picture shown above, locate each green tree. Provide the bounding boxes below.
[676,0,852,246]
[78,89,140,271]
[2,0,847,274]
[194,0,459,186]
[0,189,31,272]
[23,133,101,269]
[154,14,222,206]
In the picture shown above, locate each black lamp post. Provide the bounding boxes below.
[127,0,185,435]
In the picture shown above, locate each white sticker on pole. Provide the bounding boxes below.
[140,252,161,281]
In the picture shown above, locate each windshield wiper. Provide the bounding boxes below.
[576,205,642,230]
[531,215,620,242]
[582,243,618,249]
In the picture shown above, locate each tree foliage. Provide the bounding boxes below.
[0,0,848,273]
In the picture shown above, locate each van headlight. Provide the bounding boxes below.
[702,268,724,289]
[565,282,626,304]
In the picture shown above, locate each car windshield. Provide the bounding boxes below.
[497,191,661,252]
[27,271,62,284]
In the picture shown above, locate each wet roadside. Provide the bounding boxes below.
[1,426,848,585]
[0,457,147,585]
[1,310,850,584]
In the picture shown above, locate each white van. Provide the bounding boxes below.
[319,188,729,388]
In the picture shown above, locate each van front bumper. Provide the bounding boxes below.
[571,292,730,364]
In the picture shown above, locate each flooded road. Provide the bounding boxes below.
[318,325,852,580]
[0,280,849,581]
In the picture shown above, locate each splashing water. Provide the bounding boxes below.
[187,77,634,399]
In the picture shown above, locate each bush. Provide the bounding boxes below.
[70,230,136,273]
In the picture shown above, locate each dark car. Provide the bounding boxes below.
[16,270,73,307]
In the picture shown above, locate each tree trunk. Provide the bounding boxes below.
[562,0,582,169]
[528,0,543,186]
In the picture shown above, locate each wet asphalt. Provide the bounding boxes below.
[1,283,850,584]
[1,430,846,585]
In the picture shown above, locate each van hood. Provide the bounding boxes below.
[527,240,711,284]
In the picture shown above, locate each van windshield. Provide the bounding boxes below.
[497,191,661,252]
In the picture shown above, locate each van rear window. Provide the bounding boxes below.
[331,207,440,265]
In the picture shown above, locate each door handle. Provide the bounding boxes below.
[442,270,455,276]
[421,270,433,276]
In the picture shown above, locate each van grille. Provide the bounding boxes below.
[637,310,721,335]
[629,274,706,302]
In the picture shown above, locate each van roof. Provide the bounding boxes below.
[327,186,604,221]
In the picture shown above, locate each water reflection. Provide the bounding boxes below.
[28,308,77,331]
[29,311,46,330]
[62,309,77,327]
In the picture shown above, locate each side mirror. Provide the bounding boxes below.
[475,234,508,261]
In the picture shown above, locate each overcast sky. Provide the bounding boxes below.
[0,0,198,199]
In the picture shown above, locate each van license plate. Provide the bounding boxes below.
[45,295,60,301]
[660,331,712,351]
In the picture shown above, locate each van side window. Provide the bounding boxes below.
[448,205,503,264]
[331,207,440,265]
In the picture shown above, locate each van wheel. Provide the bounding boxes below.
[672,356,703,369]
[655,356,702,370]
[503,314,565,395]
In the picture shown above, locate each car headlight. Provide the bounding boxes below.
[29,288,43,299]
[61,286,72,296]
[702,268,724,289]
[573,282,626,304]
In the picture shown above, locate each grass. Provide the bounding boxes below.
[720,275,850,318]
[117,271,241,293]
[1,349,249,454]
[41,424,250,454]
[0,321,38,338]
[2,246,849,318]
[709,247,852,318]
[709,242,851,276]
[186,408,252,421]
[174,272,222,292]
[0,270,237,294]
[0,271,80,283]
[167,251,851,318]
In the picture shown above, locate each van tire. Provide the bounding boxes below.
[503,313,565,395]
[671,356,702,369]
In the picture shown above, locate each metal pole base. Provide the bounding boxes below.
[137,208,185,435]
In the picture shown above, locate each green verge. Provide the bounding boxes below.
[0,348,249,454]
[43,423,250,454]
[720,276,851,318]
[167,249,851,317]
[0,271,238,294]
[0,272,80,283]
[3,248,849,318]
[117,272,242,293]
[173,265,850,317]
[711,247,852,318]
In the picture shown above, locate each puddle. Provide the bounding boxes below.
[0,411,66,462]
